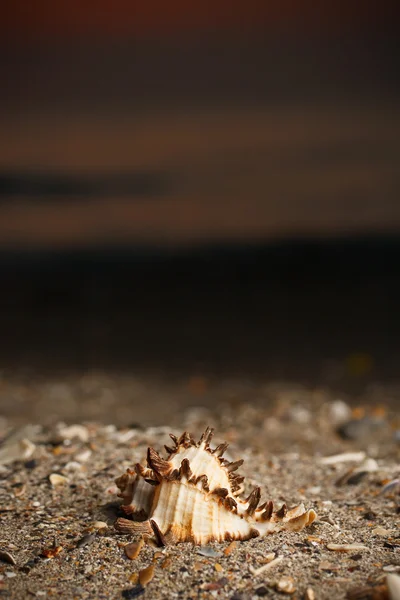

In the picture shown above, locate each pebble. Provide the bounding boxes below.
[276,577,296,595]
[304,588,316,600]
[77,534,96,548]
[138,564,154,586]
[328,400,352,425]
[319,452,366,465]
[122,585,145,598]
[0,550,16,565]
[124,539,144,560]
[307,486,322,495]
[258,552,276,564]
[337,417,383,441]
[289,405,311,424]
[336,458,379,486]
[0,438,36,466]
[255,585,269,596]
[75,449,92,463]
[327,543,369,552]
[384,566,400,573]
[13,483,26,497]
[380,479,400,495]
[214,563,223,572]
[387,574,400,600]
[41,546,63,559]
[161,557,171,569]
[223,541,238,555]
[91,521,108,531]
[64,461,83,472]
[372,527,391,537]
[197,546,222,558]
[5,572,17,578]
[49,473,69,486]
[318,561,339,572]
[58,424,89,443]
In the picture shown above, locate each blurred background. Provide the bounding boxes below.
[1,1,400,424]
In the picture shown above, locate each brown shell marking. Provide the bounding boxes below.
[114,427,317,544]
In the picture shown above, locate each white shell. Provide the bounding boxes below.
[115,428,317,544]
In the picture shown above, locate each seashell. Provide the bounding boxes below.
[114,427,317,545]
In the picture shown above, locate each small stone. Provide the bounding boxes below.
[124,539,144,560]
[387,574,400,600]
[255,585,269,596]
[64,461,82,472]
[276,576,296,594]
[5,572,17,578]
[161,557,171,569]
[76,534,96,548]
[91,521,108,531]
[41,546,63,559]
[122,585,145,598]
[326,543,369,552]
[49,473,69,487]
[381,479,400,495]
[223,541,237,555]
[304,588,315,600]
[363,511,377,521]
[214,563,223,572]
[58,424,89,443]
[329,400,352,425]
[318,561,339,572]
[75,449,92,463]
[197,546,222,558]
[383,566,400,573]
[319,452,366,465]
[337,417,378,441]
[129,573,139,584]
[372,527,391,537]
[21,558,39,573]
[0,438,36,466]
[13,483,26,497]
[258,553,276,564]
[0,550,16,565]
[138,564,154,586]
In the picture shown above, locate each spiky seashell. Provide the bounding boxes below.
[114,427,317,544]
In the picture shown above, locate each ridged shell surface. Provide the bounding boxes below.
[115,427,316,544]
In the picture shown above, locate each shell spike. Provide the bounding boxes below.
[246,487,261,516]
[226,459,244,472]
[213,487,229,499]
[224,496,238,512]
[195,474,210,492]
[213,442,229,457]
[147,447,171,478]
[178,431,192,448]
[179,458,192,480]
[275,503,287,519]
[198,426,214,446]
[261,500,274,521]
